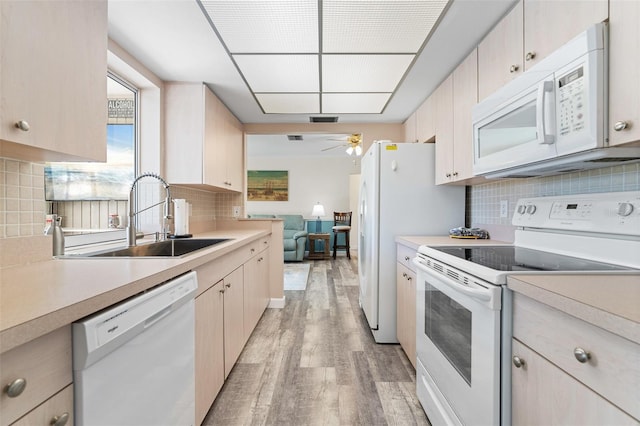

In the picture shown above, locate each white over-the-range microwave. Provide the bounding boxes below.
[472,22,640,178]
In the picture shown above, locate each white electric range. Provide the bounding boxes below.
[413,191,640,426]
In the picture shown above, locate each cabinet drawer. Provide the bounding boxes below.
[396,244,417,272]
[0,326,72,426]
[12,384,74,426]
[513,293,640,420]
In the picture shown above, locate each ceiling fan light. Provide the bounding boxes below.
[346,146,354,155]
[355,145,362,156]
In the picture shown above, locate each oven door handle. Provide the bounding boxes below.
[413,257,495,303]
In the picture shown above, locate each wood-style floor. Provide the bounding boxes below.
[203,257,430,425]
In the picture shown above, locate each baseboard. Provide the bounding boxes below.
[269,296,286,309]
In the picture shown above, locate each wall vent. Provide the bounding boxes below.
[287,135,303,141]
[309,116,338,123]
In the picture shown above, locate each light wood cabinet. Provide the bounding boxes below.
[243,247,270,342]
[0,0,107,162]
[478,2,524,101]
[396,243,417,368]
[404,111,418,143]
[11,385,73,426]
[522,0,608,71]
[416,95,436,143]
[0,326,72,426]
[511,340,637,425]
[195,280,225,425]
[435,49,477,185]
[608,0,640,146]
[511,293,640,423]
[165,83,244,192]
[223,266,245,378]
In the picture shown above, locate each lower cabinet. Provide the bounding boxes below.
[195,281,225,425]
[243,248,270,342]
[396,242,417,368]
[222,266,245,378]
[11,385,73,426]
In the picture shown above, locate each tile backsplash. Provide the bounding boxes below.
[469,163,640,226]
[0,158,46,238]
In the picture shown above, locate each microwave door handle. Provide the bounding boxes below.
[536,80,555,145]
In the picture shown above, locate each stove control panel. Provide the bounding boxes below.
[512,191,640,236]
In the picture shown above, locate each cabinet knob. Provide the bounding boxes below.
[219,288,225,293]
[452,171,459,177]
[614,121,630,131]
[225,283,231,288]
[15,120,30,132]
[574,347,591,363]
[402,272,407,278]
[251,248,255,253]
[509,64,519,73]
[407,276,412,281]
[512,356,525,368]
[50,412,69,426]
[404,256,410,261]
[525,51,536,61]
[445,173,451,178]
[4,378,27,397]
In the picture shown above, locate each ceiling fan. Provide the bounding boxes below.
[321,133,363,156]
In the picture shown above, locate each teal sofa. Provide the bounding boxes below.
[248,214,308,262]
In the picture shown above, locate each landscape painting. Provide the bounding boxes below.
[247,170,288,201]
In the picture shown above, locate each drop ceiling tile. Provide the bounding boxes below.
[201,0,318,53]
[323,0,449,53]
[234,55,319,92]
[322,93,390,114]
[323,54,414,92]
[256,93,320,114]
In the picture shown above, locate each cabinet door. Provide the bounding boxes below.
[396,262,408,355]
[452,49,477,182]
[225,113,244,191]
[195,281,225,425]
[11,385,73,426]
[609,0,640,146]
[396,262,416,369]
[223,266,244,378]
[478,1,524,101]
[511,339,637,425]
[523,0,608,70]
[416,95,436,143]
[404,112,417,143]
[434,75,454,185]
[204,87,225,188]
[0,0,107,162]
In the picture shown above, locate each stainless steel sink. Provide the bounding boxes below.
[67,238,230,258]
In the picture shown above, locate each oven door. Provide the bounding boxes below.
[414,257,502,426]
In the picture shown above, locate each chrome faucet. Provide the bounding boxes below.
[126,172,172,247]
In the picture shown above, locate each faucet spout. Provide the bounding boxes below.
[126,172,172,247]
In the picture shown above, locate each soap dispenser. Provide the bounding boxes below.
[52,215,65,256]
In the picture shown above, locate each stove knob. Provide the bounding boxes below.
[526,205,537,215]
[617,202,634,217]
[517,205,526,215]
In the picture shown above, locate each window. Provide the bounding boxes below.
[44,75,137,200]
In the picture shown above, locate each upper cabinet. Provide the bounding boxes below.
[416,95,436,143]
[0,0,107,162]
[403,112,417,143]
[165,83,244,192]
[478,0,608,101]
[523,0,608,70]
[478,2,524,101]
[608,0,640,146]
[435,50,478,185]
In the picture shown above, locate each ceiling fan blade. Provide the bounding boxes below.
[321,144,345,152]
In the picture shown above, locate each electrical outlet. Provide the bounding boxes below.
[232,206,240,218]
[500,200,509,218]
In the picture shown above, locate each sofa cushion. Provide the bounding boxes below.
[283,239,298,251]
[277,214,305,231]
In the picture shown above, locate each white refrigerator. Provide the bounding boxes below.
[358,141,465,343]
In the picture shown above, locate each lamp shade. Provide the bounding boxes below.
[346,146,354,155]
[311,203,325,217]
[355,145,362,156]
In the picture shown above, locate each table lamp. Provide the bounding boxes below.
[311,202,325,233]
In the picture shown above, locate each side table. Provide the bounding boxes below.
[308,233,330,259]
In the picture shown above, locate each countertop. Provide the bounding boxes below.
[0,228,269,353]
[395,235,509,250]
[508,274,640,344]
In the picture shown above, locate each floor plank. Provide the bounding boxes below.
[203,258,430,426]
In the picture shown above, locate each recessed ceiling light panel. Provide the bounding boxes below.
[256,93,320,114]
[234,54,319,92]
[323,54,414,92]
[201,0,318,53]
[322,93,390,114]
[322,0,449,53]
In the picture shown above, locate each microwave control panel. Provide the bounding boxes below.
[557,66,586,137]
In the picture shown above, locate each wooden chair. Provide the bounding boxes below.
[332,212,352,259]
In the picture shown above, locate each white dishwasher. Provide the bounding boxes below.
[73,271,198,426]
